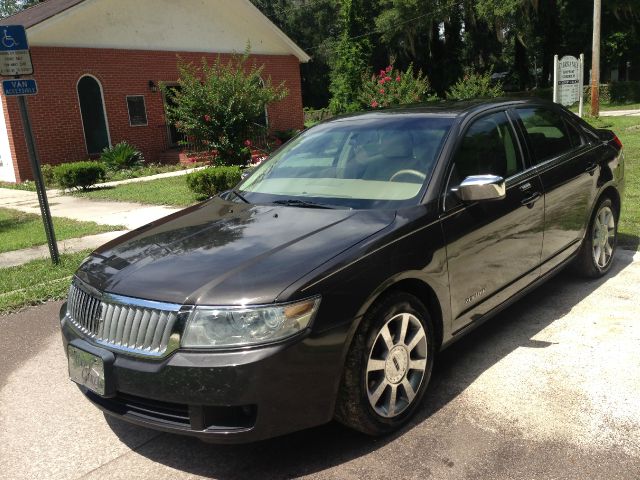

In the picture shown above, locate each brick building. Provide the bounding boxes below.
[0,0,310,183]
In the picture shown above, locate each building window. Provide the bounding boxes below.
[127,96,148,126]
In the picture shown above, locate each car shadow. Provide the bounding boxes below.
[105,251,636,479]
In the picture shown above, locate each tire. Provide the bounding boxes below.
[574,197,618,278]
[334,292,435,435]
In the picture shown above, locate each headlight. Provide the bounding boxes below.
[181,297,321,348]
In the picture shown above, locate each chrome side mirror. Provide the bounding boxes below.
[454,175,506,202]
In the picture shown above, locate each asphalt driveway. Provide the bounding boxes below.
[1,250,639,480]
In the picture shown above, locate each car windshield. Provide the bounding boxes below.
[236,114,455,209]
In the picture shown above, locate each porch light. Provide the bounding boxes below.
[148,80,158,93]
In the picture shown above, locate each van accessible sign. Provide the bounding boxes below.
[553,54,584,116]
[2,78,37,96]
[0,25,33,76]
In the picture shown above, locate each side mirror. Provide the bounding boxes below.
[454,175,506,202]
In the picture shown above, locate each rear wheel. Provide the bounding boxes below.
[335,292,434,435]
[575,197,618,278]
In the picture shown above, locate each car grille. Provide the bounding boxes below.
[66,282,182,357]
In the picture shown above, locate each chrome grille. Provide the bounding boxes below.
[66,282,181,357]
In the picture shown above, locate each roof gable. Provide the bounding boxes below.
[0,0,310,62]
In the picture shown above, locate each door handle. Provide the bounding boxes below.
[521,192,542,208]
[585,163,598,175]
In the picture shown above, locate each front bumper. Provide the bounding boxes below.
[60,305,350,444]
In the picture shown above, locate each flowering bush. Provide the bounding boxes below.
[163,48,287,166]
[359,64,435,109]
[446,71,505,100]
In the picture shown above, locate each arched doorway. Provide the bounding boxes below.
[77,75,110,154]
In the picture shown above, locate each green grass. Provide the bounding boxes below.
[0,250,88,314]
[71,176,201,207]
[0,180,37,191]
[0,208,122,254]
[585,115,640,250]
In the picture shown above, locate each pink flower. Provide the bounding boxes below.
[379,88,385,94]
[244,139,252,147]
[371,100,379,108]
[378,78,385,84]
[379,69,386,77]
[386,65,393,73]
[384,76,392,82]
[204,114,211,122]
[396,76,401,82]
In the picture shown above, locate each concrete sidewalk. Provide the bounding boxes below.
[600,108,640,117]
[0,188,180,230]
[0,230,129,268]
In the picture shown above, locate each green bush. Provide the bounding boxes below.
[360,64,435,109]
[186,167,242,198]
[163,47,287,166]
[609,81,640,103]
[53,161,106,190]
[100,141,144,171]
[583,84,611,104]
[40,164,56,186]
[447,71,504,100]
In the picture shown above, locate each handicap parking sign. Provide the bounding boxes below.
[0,25,33,76]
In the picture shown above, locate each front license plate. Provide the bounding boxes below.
[68,345,105,396]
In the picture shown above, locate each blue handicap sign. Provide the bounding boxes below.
[2,78,37,96]
[0,25,29,52]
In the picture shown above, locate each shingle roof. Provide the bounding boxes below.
[0,0,85,28]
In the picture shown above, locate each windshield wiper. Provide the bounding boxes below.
[272,199,336,209]
[229,190,250,204]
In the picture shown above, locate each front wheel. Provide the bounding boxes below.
[575,197,618,278]
[335,292,434,435]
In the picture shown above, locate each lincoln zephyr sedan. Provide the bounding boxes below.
[61,99,624,443]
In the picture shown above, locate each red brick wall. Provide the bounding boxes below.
[3,47,304,182]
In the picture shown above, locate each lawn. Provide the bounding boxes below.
[0,250,89,314]
[71,176,201,207]
[0,208,122,254]
[585,115,640,250]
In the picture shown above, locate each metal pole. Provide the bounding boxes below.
[579,53,585,118]
[591,0,601,117]
[553,55,559,103]
[17,94,59,264]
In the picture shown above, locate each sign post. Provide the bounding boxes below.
[553,54,585,117]
[0,25,59,264]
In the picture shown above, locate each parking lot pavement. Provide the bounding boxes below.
[1,250,639,480]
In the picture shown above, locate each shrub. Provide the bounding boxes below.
[447,71,505,100]
[186,166,242,198]
[53,161,106,190]
[608,81,640,103]
[272,129,300,143]
[100,141,144,171]
[40,164,56,186]
[163,47,288,166]
[360,64,435,109]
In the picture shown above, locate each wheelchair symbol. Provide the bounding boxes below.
[2,30,19,49]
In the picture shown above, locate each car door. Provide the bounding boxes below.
[513,106,597,271]
[441,110,545,334]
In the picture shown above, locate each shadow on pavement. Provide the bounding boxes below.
[105,252,636,479]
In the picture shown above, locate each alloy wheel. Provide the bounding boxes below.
[366,313,428,418]
[592,205,616,269]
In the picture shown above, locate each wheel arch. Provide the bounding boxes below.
[352,275,445,353]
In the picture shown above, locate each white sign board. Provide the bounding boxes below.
[0,26,33,76]
[553,53,584,117]
[557,56,580,106]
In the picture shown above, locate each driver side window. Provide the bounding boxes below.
[446,111,523,208]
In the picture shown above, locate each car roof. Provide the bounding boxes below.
[325,97,560,123]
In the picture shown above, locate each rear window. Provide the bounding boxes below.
[517,107,573,164]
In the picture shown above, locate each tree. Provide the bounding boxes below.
[163,50,288,166]
[0,0,42,18]
[328,0,375,113]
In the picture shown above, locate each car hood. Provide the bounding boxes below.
[76,197,395,305]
